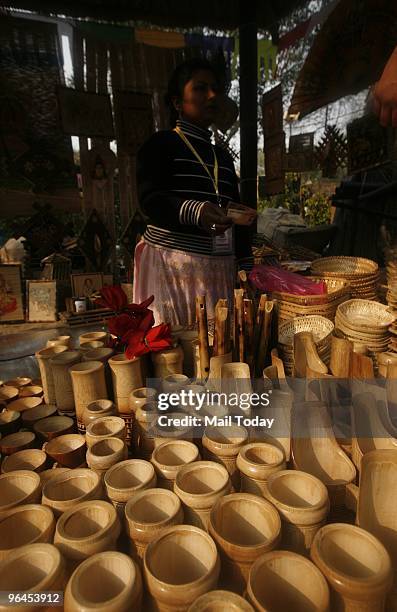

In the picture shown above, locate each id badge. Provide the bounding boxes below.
[212,226,234,255]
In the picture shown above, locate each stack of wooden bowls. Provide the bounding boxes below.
[310,256,379,300]
[278,316,334,375]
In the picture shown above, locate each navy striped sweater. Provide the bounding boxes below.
[137,119,241,256]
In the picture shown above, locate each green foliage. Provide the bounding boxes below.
[304,192,331,227]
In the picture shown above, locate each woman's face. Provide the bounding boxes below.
[177,69,219,128]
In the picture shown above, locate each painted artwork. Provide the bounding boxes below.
[27,280,57,322]
[71,273,104,298]
[0,264,24,322]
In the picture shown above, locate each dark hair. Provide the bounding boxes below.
[165,58,221,127]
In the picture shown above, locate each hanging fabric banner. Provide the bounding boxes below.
[232,37,277,82]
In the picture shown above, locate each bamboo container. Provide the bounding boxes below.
[69,361,108,431]
[152,413,194,448]
[202,426,249,491]
[1,448,48,473]
[104,459,156,519]
[144,525,220,611]
[0,544,66,611]
[180,331,199,378]
[79,331,109,345]
[0,409,21,436]
[237,443,286,496]
[263,469,329,556]
[46,335,72,349]
[82,347,115,396]
[39,467,70,487]
[82,399,116,428]
[79,340,105,352]
[0,430,36,455]
[247,550,330,612]
[35,345,68,404]
[0,385,19,403]
[4,376,31,388]
[151,440,200,490]
[125,488,184,562]
[7,396,42,413]
[128,387,157,413]
[174,461,231,531]
[151,345,184,379]
[208,493,281,594]
[54,500,121,571]
[0,504,55,560]
[109,353,143,412]
[85,416,126,448]
[64,551,142,612]
[0,471,41,518]
[50,350,81,415]
[86,437,128,477]
[45,433,86,468]
[188,590,254,612]
[162,374,190,393]
[42,468,102,518]
[19,385,43,398]
[311,523,392,612]
[34,415,74,441]
[135,401,157,459]
[21,403,57,428]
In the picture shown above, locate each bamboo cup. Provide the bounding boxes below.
[135,401,157,459]
[7,396,42,413]
[247,550,330,612]
[174,461,231,531]
[0,409,21,436]
[0,385,19,403]
[79,340,105,352]
[46,335,72,349]
[208,493,281,594]
[0,430,35,455]
[54,500,121,571]
[263,469,329,556]
[35,345,68,404]
[45,433,86,468]
[0,504,55,561]
[70,361,108,431]
[109,353,143,412]
[39,467,70,487]
[86,437,128,477]
[162,374,190,393]
[19,385,43,398]
[42,468,102,518]
[50,350,81,415]
[151,440,201,490]
[34,415,74,441]
[82,399,116,428]
[180,331,199,378]
[144,525,220,611]
[1,448,48,473]
[85,416,126,448]
[104,459,157,519]
[129,387,157,413]
[202,426,249,491]
[151,345,184,379]
[21,403,57,428]
[0,471,41,518]
[188,590,254,612]
[311,523,393,611]
[64,551,142,612]
[82,347,115,397]
[125,488,184,562]
[0,543,66,610]
[79,331,109,345]
[237,443,286,496]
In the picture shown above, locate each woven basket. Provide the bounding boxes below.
[278,316,334,347]
[337,300,395,330]
[311,256,378,277]
[272,278,350,307]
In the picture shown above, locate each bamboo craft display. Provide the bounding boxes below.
[50,351,82,415]
[35,346,68,404]
[69,361,108,431]
[0,505,55,561]
[202,426,248,491]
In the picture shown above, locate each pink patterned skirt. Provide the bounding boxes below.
[133,240,235,328]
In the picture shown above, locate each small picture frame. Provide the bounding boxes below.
[27,280,57,322]
[71,273,104,298]
[0,264,24,323]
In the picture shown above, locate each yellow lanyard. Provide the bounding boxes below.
[174,126,220,204]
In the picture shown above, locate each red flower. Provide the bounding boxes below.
[96,285,128,311]
[125,323,172,359]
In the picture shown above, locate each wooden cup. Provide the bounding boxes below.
[151,440,200,490]
[237,442,286,496]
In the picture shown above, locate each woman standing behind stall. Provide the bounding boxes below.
[133,58,244,328]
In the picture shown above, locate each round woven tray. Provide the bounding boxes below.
[278,315,334,347]
[311,256,378,277]
[337,299,395,330]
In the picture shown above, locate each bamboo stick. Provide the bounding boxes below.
[196,296,210,379]
[243,299,254,373]
[256,300,274,376]
[238,270,252,299]
[253,295,267,366]
[213,303,230,357]
[330,336,353,378]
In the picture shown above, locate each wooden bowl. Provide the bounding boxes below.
[248,550,330,611]
[42,468,102,518]
[0,386,19,403]
[79,331,109,345]
[0,409,21,436]
[86,416,126,448]
[4,377,32,388]
[45,433,86,467]
[1,449,48,473]
[21,404,57,428]
[64,551,142,612]
[0,504,55,561]
[18,385,43,398]
[7,396,43,413]
[188,590,254,611]
[86,437,127,473]
[0,543,65,594]
[0,431,36,455]
[0,471,41,516]
[33,416,74,441]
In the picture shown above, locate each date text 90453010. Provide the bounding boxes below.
[0,592,63,606]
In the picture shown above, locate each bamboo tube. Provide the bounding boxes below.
[50,351,81,415]
[85,416,126,448]
[237,443,286,496]
[109,354,143,412]
[311,523,392,612]
[69,361,108,430]
[188,590,254,612]
[151,440,200,490]
[64,551,142,612]
[180,331,199,378]
[82,399,116,429]
[82,348,115,398]
[125,488,184,562]
[42,468,102,518]
[104,459,156,519]
[208,493,281,594]
[86,437,128,477]
[293,332,328,378]
[35,345,68,404]
[330,336,353,377]
[196,296,210,379]
[253,295,267,364]
[238,269,252,299]
[135,402,157,459]
[79,331,109,346]
[0,504,55,561]
[144,525,220,612]
[202,426,248,491]
[0,471,41,518]
[256,300,273,376]
[234,289,245,363]
[151,345,184,379]
[213,302,230,357]
[243,299,255,373]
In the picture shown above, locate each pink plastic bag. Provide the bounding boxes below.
[248,265,326,295]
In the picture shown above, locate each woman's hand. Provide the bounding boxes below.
[199,202,233,235]
[372,46,397,127]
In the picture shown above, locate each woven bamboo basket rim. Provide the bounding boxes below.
[336,299,395,329]
[311,256,378,276]
[277,300,343,316]
[272,278,350,306]
[278,316,334,347]
[335,317,390,340]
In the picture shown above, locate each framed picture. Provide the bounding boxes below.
[71,273,104,298]
[57,87,114,139]
[27,280,57,322]
[0,264,24,323]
